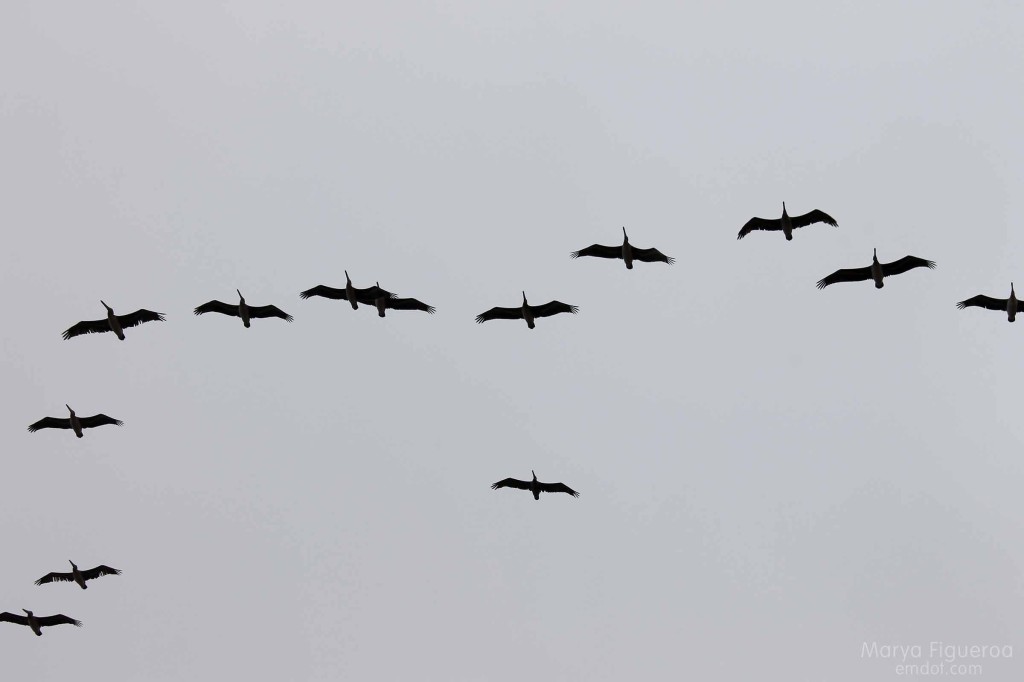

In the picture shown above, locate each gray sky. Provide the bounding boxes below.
[2,1,1023,679]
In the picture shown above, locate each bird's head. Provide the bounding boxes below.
[22,609,31,616]
[236,289,245,301]
[782,201,787,214]
[873,248,878,261]
[531,470,537,481]
[622,226,629,241]
[522,291,527,302]
[69,560,77,569]
[1012,282,1015,293]
[100,300,112,311]
[65,404,74,415]
[345,270,351,283]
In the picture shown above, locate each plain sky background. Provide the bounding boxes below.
[2,1,1023,679]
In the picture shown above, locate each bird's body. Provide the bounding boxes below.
[476,292,578,329]
[371,282,435,318]
[300,272,394,311]
[817,249,936,290]
[957,283,1020,322]
[571,227,674,269]
[35,561,121,590]
[738,202,838,241]
[0,610,81,636]
[62,301,165,341]
[491,470,579,500]
[28,405,122,438]
[194,290,292,327]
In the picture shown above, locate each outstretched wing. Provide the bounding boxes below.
[957,295,1007,311]
[538,481,579,497]
[355,285,395,302]
[737,217,781,239]
[35,614,82,628]
[35,571,75,586]
[882,256,936,278]
[631,247,674,264]
[571,244,620,260]
[248,305,293,321]
[388,297,435,314]
[81,565,122,581]
[0,612,29,626]
[28,417,72,432]
[300,285,346,300]
[789,209,838,229]
[531,301,579,318]
[476,306,523,323]
[118,309,166,329]
[194,300,238,317]
[491,478,530,491]
[79,414,123,429]
[816,266,873,289]
[62,319,110,340]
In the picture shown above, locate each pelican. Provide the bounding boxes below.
[371,282,435,317]
[0,610,81,636]
[816,249,936,289]
[475,292,578,329]
[300,272,394,310]
[35,561,121,590]
[491,470,579,500]
[194,290,293,327]
[738,202,838,241]
[62,301,165,340]
[28,405,122,438]
[571,227,674,269]
[957,283,1020,321]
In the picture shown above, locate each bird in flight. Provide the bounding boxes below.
[476,292,578,329]
[370,282,435,318]
[571,227,674,269]
[957,283,1020,322]
[35,560,121,590]
[62,301,165,341]
[816,249,935,289]
[28,405,122,438]
[0,610,81,636]
[737,202,837,241]
[194,290,292,327]
[300,271,394,311]
[491,470,579,500]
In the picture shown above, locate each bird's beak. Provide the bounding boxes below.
[65,404,71,412]
[100,300,110,309]
[622,226,627,238]
[345,270,350,281]
[236,289,242,298]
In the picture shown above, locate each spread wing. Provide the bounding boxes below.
[388,297,435,313]
[538,481,579,497]
[737,217,781,239]
[476,306,523,323]
[28,417,72,432]
[571,244,620,260]
[82,565,122,581]
[78,414,123,429]
[248,305,293,321]
[491,478,530,491]
[789,209,838,229]
[957,295,1007,311]
[35,571,75,586]
[631,247,674,264]
[62,319,110,340]
[0,612,29,626]
[357,285,394,301]
[194,300,238,317]
[531,301,579,318]
[117,309,166,328]
[300,285,346,300]
[816,266,873,289]
[882,256,936,278]
[35,614,82,628]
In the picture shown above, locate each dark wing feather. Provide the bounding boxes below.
[882,256,936,278]
[194,300,239,317]
[300,285,347,300]
[957,295,1007,311]
[117,309,166,328]
[491,478,530,491]
[737,217,781,239]
[631,247,674,264]
[538,481,579,497]
[816,266,873,289]
[355,285,395,302]
[35,614,82,628]
[388,297,435,314]
[28,417,72,432]
[571,244,621,260]
[476,306,523,323]
[81,565,121,581]
[789,209,838,229]
[35,571,74,586]
[531,301,579,318]
[78,414,123,429]
[248,305,293,321]
[62,319,110,340]
[0,612,29,626]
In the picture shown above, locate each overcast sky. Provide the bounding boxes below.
[2,1,1024,680]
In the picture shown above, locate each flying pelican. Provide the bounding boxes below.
[0,610,81,636]
[194,290,293,327]
[28,405,122,438]
[571,227,674,269]
[475,292,578,329]
[300,272,394,310]
[957,283,1020,322]
[738,202,838,241]
[371,282,435,318]
[816,249,936,289]
[35,561,121,590]
[62,301,165,341]
[491,470,579,500]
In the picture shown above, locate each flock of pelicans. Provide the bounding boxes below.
[7,203,1021,636]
